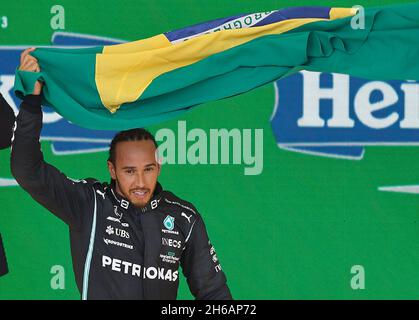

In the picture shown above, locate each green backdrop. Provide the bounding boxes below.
[1,0,419,299]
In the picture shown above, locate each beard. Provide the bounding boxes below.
[114,179,154,209]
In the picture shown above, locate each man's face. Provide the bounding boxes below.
[107,139,160,208]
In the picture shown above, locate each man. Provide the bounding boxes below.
[0,76,16,278]
[11,48,232,300]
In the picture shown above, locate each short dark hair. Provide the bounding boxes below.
[108,128,157,164]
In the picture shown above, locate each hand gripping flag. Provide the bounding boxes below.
[14,4,419,130]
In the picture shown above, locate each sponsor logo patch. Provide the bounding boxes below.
[101,255,178,282]
[160,253,180,264]
[163,215,175,231]
[162,238,182,249]
[103,238,133,250]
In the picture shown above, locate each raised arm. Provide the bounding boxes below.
[10,48,93,230]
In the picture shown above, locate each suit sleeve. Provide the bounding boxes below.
[10,95,93,230]
[0,233,9,277]
[0,93,16,150]
[181,213,233,300]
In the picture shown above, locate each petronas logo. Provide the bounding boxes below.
[163,215,175,231]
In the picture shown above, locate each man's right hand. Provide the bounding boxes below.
[18,48,43,95]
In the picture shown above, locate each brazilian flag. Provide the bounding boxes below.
[14,3,419,130]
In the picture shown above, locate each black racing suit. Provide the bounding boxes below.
[10,95,232,300]
[0,94,16,150]
[0,93,15,276]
